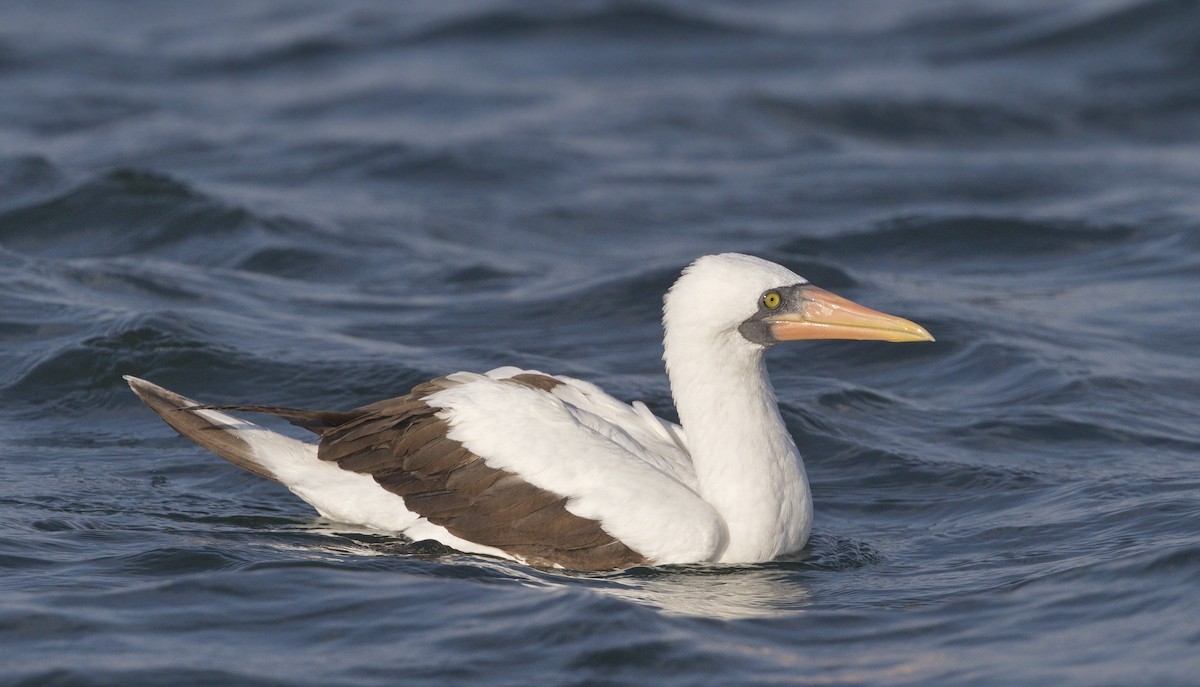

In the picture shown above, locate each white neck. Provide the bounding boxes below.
[664,333,812,563]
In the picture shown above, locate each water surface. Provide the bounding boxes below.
[2,1,1199,685]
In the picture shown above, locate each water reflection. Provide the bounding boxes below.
[278,525,877,619]
[582,565,814,619]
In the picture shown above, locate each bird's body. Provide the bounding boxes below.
[127,254,932,570]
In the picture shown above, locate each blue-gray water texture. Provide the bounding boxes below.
[2,1,1199,685]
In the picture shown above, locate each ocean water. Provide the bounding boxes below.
[2,1,1199,685]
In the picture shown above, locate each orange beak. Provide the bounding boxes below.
[768,286,934,343]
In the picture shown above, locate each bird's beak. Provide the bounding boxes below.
[768,286,934,343]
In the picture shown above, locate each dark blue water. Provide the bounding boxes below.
[3,1,1199,684]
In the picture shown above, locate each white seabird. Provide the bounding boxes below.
[126,253,933,570]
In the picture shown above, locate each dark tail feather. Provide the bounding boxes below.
[124,375,281,482]
[184,404,362,436]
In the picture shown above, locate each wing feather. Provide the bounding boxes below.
[315,376,650,570]
[426,370,724,564]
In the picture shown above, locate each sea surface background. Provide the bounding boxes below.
[2,1,1199,685]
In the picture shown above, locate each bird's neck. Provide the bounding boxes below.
[665,336,812,563]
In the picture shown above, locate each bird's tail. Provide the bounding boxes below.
[124,375,321,483]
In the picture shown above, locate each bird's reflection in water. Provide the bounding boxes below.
[285,527,842,620]
[586,564,814,619]
[547,537,875,619]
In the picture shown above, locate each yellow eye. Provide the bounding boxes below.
[762,291,782,309]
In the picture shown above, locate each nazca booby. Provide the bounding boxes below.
[126,253,933,570]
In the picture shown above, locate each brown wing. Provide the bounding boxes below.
[317,376,647,571]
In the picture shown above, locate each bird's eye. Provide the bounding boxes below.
[762,291,782,309]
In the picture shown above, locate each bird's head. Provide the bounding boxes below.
[663,253,934,355]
